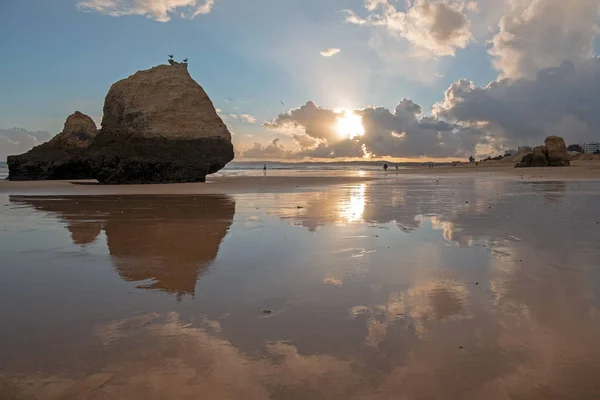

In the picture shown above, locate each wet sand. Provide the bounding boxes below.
[2,172,600,399]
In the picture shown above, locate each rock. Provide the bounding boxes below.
[7,111,97,180]
[515,136,571,168]
[531,146,550,167]
[545,136,571,166]
[515,153,533,168]
[515,146,549,167]
[88,63,234,183]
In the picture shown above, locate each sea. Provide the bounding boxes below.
[0,161,418,181]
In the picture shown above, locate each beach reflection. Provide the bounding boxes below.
[2,178,600,399]
[9,195,235,297]
[340,184,366,222]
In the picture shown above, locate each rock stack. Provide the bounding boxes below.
[515,136,571,168]
[7,111,97,180]
[7,63,234,183]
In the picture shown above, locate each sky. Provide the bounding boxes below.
[1,0,600,162]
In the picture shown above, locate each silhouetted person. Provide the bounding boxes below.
[383,163,388,171]
[395,164,399,170]
[263,164,267,176]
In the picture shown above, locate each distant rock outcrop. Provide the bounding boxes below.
[7,111,97,180]
[88,63,234,184]
[515,136,571,168]
[8,63,234,183]
[531,146,550,167]
[545,136,570,166]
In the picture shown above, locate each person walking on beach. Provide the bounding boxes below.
[395,164,399,170]
[383,163,388,171]
[263,164,267,176]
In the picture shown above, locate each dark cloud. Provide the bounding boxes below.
[242,138,296,159]
[262,100,487,159]
[264,101,338,142]
[434,59,600,146]
[0,128,53,161]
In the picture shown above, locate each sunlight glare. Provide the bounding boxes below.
[336,110,365,140]
[340,184,366,222]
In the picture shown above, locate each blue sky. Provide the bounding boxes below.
[1,0,600,161]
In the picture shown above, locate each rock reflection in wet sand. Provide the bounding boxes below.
[9,195,236,297]
[2,178,600,400]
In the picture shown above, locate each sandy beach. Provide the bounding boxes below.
[2,168,600,399]
[3,161,600,197]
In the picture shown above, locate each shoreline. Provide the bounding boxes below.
[1,162,600,196]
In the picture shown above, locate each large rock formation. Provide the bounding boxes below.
[88,63,234,183]
[8,62,234,183]
[531,146,550,167]
[545,136,570,166]
[7,111,97,180]
[515,136,571,168]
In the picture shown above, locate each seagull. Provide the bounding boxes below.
[168,54,174,58]
[228,97,234,102]
[280,100,285,106]
[183,58,188,63]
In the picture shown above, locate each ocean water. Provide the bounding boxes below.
[0,162,410,181]
[224,162,409,171]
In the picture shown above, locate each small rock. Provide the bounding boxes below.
[458,345,464,349]
[262,309,272,314]
[475,282,479,285]
[297,206,304,209]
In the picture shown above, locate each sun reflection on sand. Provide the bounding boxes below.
[339,184,366,222]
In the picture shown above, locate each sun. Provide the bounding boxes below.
[336,110,365,140]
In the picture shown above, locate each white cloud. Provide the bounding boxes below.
[240,114,258,123]
[434,59,600,147]
[345,0,472,57]
[215,108,222,113]
[320,48,341,57]
[76,0,215,22]
[488,0,600,79]
[0,128,53,161]
[228,114,238,120]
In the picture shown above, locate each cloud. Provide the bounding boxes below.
[240,114,258,123]
[228,114,238,120]
[0,128,53,161]
[434,59,600,147]
[242,138,296,159]
[76,0,215,22]
[261,100,487,159]
[320,48,341,57]
[345,0,472,57]
[488,0,600,79]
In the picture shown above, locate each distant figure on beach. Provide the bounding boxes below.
[263,164,267,176]
[383,163,388,171]
[395,164,399,170]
